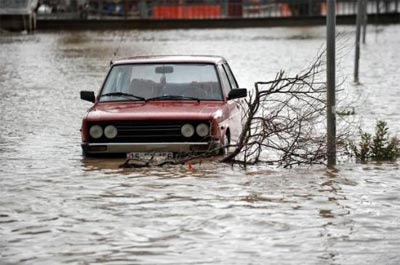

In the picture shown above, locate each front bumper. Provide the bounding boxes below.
[82,141,222,155]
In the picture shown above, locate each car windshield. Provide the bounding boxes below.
[99,63,223,102]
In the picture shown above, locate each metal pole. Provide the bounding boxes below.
[362,0,368,44]
[354,0,362,83]
[326,0,336,167]
[376,0,380,14]
[124,0,128,19]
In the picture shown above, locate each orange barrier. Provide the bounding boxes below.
[280,4,291,17]
[321,2,327,15]
[321,3,338,16]
[152,5,221,19]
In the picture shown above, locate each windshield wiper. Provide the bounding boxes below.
[146,95,200,103]
[100,92,145,101]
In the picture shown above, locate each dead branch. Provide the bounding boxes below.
[222,50,350,168]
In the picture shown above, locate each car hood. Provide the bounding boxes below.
[85,101,228,122]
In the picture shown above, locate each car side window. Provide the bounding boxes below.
[218,64,232,96]
[223,64,239,89]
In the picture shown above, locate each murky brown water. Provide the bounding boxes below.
[1,25,400,264]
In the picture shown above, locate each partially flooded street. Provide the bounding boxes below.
[1,26,400,264]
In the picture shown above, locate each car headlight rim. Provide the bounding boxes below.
[196,123,209,137]
[104,125,118,139]
[89,125,103,139]
[181,123,195,138]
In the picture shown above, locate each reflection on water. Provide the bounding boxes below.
[1,26,400,264]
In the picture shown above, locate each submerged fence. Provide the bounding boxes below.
[36,0,399,20]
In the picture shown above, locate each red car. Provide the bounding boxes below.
[80,55,247,157]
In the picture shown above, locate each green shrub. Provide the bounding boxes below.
[348,121,400,162]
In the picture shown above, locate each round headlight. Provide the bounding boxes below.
[181,123,195,138]
[196,123,209,137]
[89,125,103,139]
[104,125,118,139]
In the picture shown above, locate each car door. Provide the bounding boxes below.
[217,63,243,144]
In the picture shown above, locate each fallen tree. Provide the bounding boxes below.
[223,51,333,167]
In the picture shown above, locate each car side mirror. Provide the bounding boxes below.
[80,91,95,103]
[228,88,247,100]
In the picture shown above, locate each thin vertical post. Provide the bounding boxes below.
[124,0,128,19]
[376,0,380,14]
[354,0,362,83]
[362,0,368,44]
[326,0,336,167]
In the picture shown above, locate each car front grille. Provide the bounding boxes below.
[88,120,211,143]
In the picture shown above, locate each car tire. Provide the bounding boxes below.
[220,133,230,155]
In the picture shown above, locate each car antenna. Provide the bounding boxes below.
[110,31,127,66]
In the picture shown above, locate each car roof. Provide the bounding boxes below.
[112,55,227,65]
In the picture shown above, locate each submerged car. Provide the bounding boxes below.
[80,55,247,157]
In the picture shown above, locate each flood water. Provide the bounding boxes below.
[1,25,400,264]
